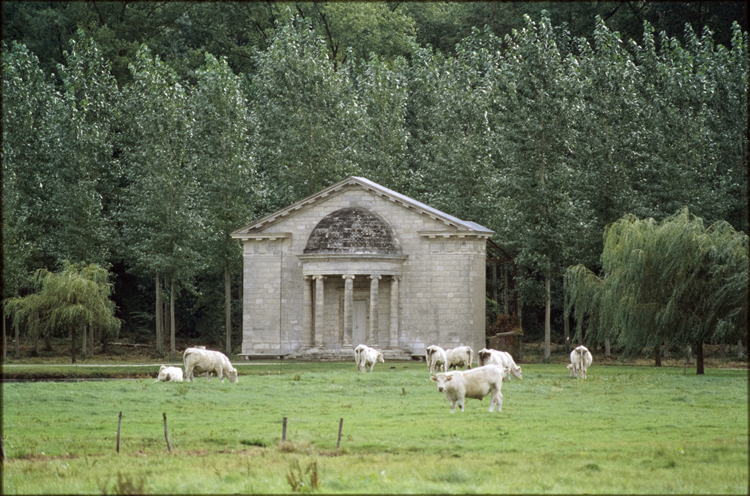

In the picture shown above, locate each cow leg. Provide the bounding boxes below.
[449,400,457,413]
[458,400,465,412]
[185,365,193,382]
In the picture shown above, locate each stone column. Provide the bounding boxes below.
[302,276,313,348]
[389,276,400,348]
[369,275,381,344]
[343,275,355,347]
[313,276,325,348]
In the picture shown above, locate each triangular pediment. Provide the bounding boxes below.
[231,176,494,239]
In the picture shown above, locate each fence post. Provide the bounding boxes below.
[282,417,287,442]
[337,418,344,449]
[116,412,122,453]
[163,413,172,453]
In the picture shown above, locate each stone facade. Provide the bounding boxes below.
[231,177,494,360]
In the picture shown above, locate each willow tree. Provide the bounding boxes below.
[565,208,748,374]
[4,262,121,363]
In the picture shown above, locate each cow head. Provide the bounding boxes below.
[226,367,239,384]
[376,352,385,363]
[478,349,491,366]
[430,373,453,392]
[511,365,523,379]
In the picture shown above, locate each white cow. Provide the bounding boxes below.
[183,347,238,383]
[354,344,384,373]
[426,345,448,373]
[155,365,184,382]
[477,348,522,380]
[445,346,474,370]
[568,345,593,379]
[430,364,509,413]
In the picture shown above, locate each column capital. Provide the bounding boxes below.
[313,275,326,281]
[342,274,356,280]
[391,275,401,282]
[369,274,382,280]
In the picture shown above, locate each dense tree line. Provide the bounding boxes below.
[3,7,747,359]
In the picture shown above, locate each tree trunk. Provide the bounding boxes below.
[492,263,498,305]
[14,322,20,358]
[225,264,232,357]
[719,342,726,358]
[34,334,39,355]
[71,330,76,364]
[170,278,175,355]
[544,275,551,360]
[44,331,51,351]
[90,325,95,355]
[503,265,509,315]
[654,344,661,367]
[2,316,6,361]
[563,312,570,353]
[664,339,669,359]
[155,273,163,353]
[605,337,611,358]
[696,341,704,375]
[687,345,693,364]
[738,339,743,359]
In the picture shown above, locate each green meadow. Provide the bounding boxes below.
[2,362,747,494]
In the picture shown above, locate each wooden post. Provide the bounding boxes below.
[337,418,344,449]
[282,417,287,442]
[116,412,122,453]
[163,413,172,453]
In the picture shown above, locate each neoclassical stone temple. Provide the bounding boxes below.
[231,177,494,360]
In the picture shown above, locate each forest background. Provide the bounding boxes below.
[2,1,748,359]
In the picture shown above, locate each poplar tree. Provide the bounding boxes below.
[190,53,257,356]
[119,46,201,355]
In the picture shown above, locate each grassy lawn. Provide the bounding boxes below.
[2,362,747,494]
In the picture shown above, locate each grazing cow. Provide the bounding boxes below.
[183,347,238,383]
[354,344,384,373]
[477,348,522,380]
[426,345,448,373]
[155,365,184,382]
[430,364,509,413]
[568,345,593,379]
[445,346,474,370]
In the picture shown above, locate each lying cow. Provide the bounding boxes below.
[354,344,384,373]
[445,345,473,370]
[155,365,183,382]
[431,364,509,413]
[568,345,593,379]
[477,348,522,380]
[426,345,448,373]
[183,347,238,383]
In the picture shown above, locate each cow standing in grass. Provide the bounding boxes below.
[354,344,384,373]
[431,364,509,413]
[478,348,522,380]
[183,347,238,383]
[426,345,448,373]
[445,346,474,370]
[568,345,593,379]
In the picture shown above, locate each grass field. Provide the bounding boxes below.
[2,361,748,494]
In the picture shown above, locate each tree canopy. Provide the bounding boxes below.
[2,6,746,355]
[565,208,748,373]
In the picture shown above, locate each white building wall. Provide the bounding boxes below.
[240,186,487,356]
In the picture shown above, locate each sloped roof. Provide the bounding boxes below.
[231,176,495,236]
